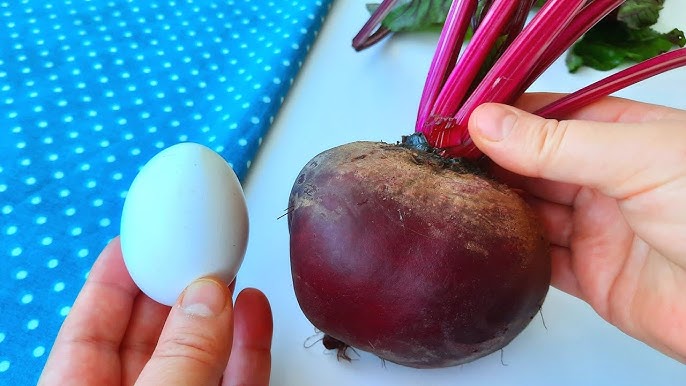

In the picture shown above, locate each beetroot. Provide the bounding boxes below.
[288,139,550,368]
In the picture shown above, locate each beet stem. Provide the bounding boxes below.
[452,0,586,121]
[431,0,587,157]
[519,0,626,95]
[412,0,683,159]
[535,47,686,118]
[416,0,478,134]
[354,26,392,51]
[430,0,522,120]
[352,0,399,51]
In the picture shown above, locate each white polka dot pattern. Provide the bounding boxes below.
[0,0,333,382]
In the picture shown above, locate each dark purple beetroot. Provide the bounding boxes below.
[288,140,550,368]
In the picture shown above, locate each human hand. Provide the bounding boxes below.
[38,236,273,385]
[468,93,686,363]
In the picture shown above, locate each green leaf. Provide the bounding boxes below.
[564,51,585,73]
[366,3,380,13]
[566,19,685,73]
[367,0,453,33]
[616,0,665,30]
[665,28,686,47]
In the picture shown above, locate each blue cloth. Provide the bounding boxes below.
[0,0,334,382]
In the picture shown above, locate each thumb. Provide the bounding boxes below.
[468,103,678,198]
[136,278,233,386]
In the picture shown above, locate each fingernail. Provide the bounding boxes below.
[180,278,228,317]
[474,105,517,142]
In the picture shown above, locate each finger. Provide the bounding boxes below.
[223,288,273,386]
[120,294,170,386]
[514,92,570,113]
[524,196,573,248]
[515,92,685,123]
[121,278,237,385]
[549,246,582,299]
[38,237,139,386]
[488,162,580,205]
[468,103,684,199]
[135,278,233,386]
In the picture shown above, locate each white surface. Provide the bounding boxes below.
[121,143,248,306]
[239,2,686,385]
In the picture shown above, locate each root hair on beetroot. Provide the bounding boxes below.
[539,306,548,330]
[303,332,324,349]
[323,335,358,362]
[500,349,508,367]
[277,205,295,220]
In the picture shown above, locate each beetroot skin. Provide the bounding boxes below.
[287,140,550,368]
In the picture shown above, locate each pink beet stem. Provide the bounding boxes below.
[406,0,685,159]
[416,0,477,134]
[352,0,398,51]
[430,0,521,120]
[437,0,587,156]
[519,0,626,95]
[536,47,686,118]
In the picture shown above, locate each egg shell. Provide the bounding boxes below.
[120,142,249,306]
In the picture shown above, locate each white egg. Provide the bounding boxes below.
[120,142,248,306]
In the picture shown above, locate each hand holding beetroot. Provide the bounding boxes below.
[469,93,686,363]
[287,0,686,369]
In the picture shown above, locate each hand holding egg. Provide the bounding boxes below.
[120,142,249,306]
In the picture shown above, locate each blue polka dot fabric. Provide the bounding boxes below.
[0,0,333,382]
